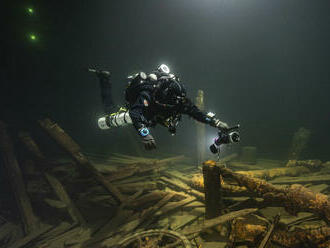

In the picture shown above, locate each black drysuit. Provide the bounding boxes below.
[99,76,214,135]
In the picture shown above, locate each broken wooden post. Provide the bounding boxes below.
[39,118,125,203]
[0,121,39,234]
[288,127,311,160]
[195,89,205,167]
[202,160,221,219]
[240,146,257,164]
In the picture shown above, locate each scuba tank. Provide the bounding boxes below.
[97,108,132,130]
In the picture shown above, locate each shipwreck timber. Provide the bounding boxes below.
[0,118,329,248]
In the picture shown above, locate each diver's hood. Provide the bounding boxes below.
[155,77,187,107]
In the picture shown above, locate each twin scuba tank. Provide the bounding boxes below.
[98,65,171,130]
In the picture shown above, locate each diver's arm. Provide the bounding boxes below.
[181,98,229,129]
[129,91,150,131]
[129,92,156,150]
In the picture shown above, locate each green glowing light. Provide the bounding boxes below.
[29,34,37,41]
[27,7,34,14]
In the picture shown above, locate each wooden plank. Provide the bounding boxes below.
[236,166,311,180]
[181,208,258,236]
[0,121,39,234]
[0,222,17,241]
[155,196,196,217]
[258,214,280,248]
[19,132,87,226]
[38,222,76,241]
[8,224,52,248]
[45,173,87,226]
[128,193,178,231]
[117,181,158,193]
[218,164,330,222]
[164,170,254,198]
[173,214,201,231]
[162,170,192,184]
[129,190,169,209]
[160,176,204,201]
[18,132,45,160]
[39,118,125,203]
[84,207,134,246]
[106,162,167,182]
[141,192,176,220]
[157,155,185,164]
[269,175,330,185]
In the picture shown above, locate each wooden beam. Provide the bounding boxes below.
[19,131,87,226]
[45,173,87,226]
[160,176,204,201]
[8,224,52,248]
[236,166,311,180]
[38,118,125,203]
[18,132,45,160]
[216,161,330,222]
[0,121,39,234]
[258,214,280,248]
[129,190,169,209]
[269,175,330,185]
[182,208,257,236]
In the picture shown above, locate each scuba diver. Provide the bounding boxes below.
[89,64,239,151]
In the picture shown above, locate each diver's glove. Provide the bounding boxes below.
[141,134,156,150]
[139,127,156,150]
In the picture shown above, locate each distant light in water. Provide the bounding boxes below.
[29,34,37,41]
[27,7,34,15]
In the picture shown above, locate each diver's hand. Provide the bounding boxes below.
[141,134,156,150]
[212,118,229,130]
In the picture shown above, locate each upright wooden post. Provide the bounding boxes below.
[288,127,311,160]
[195,90,205,167]
[202,160,221,219]
[240,146,257,164]
[0,121,39,234]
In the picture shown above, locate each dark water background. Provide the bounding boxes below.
[2,0,330,161]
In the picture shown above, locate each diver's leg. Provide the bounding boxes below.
[95,72,133,129]
[98,73,115,114]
